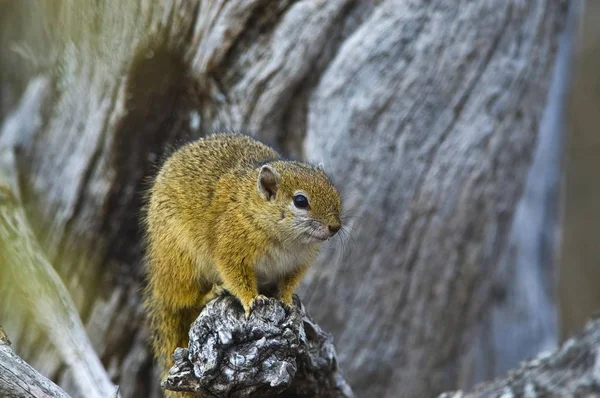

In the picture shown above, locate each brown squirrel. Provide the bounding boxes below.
[143,133,342,395]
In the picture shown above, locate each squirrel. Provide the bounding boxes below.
[143,133,342,394]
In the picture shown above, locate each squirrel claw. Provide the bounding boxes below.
[243,295,269,318]
[282,300,295,310]
[250,294,269,308]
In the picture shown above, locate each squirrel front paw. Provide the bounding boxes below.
[281,293,294,307]
[243,294,269,318]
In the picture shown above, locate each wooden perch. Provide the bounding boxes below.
[439,316,600,397]
[0,325,70,398]
[3,295,600,398]
[163,294,355,398]
[0,147,118,398]
[166,293,600,398]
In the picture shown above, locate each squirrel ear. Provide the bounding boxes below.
[257,165,281,200]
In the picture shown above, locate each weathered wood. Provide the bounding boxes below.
[5,307,600,398]
[4,309,600,398]
[0,145,116,398]
[303,1,567,395]
[0,1,568,397]
[164,295,353,398]
[468,0,579,383]
[0,325,71,398]
[439,317,600,398]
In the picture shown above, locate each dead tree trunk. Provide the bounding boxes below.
[5,316,600,398]
[0,1,567,397]
[439,317,600,398]
[0,326,71,398]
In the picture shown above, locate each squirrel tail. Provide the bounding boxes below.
[145,295,200,397]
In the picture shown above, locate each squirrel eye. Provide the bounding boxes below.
[293,194,309,209]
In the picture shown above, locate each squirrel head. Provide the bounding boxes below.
[252,161,342,245]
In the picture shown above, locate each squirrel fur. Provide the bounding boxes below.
[143,133,342,395]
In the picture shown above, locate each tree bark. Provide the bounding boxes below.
[5,313,600,398]
[0,1,567,397]
[0,326,71,398]
[438,317,600,398]
[468,0,579,383]
[0,145,116,398]
[164,295,353,398]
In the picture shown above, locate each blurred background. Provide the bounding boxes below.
[0,1,597,397]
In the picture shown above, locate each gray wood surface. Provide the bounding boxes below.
[439,317,600,398]
[0,1,568,397]
[0,148,116,398]
[164,294,353,398]
[0,326,71,398]
[4,312,600,398]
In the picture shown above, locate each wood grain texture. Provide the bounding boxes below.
[0,148,116,398]
[439,317,600,398]
[164,294,353,398]
[303,1,567,396]
[0,326,71,398]
[0,1,567,397]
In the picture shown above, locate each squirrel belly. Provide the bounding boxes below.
[143,133,342,390]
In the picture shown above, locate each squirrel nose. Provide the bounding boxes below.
[328,225,341,236]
